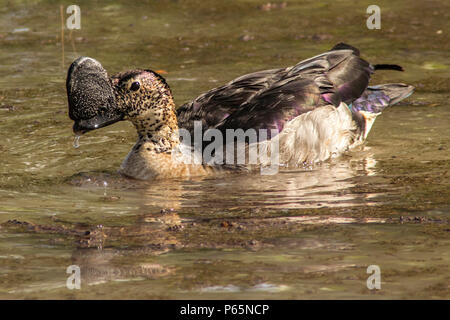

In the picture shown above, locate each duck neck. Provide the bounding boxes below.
[133,99,180,154]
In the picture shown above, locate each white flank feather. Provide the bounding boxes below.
[257,102,363,167]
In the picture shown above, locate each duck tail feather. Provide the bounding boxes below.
[373,64,404,72]
[351,83,414,114]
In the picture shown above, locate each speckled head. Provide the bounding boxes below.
[111,69,178,137]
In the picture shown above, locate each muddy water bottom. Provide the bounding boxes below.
[0,213,448,299]
[0,158,449,299]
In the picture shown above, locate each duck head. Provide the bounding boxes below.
[67,57,178,140]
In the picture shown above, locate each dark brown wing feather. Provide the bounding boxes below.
[177,43,374,138]
[177,68,287,134]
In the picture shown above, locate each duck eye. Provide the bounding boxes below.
[130,81,140,91]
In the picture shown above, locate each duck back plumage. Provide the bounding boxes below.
[177,43,379,141]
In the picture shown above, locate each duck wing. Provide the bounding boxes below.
[178,43,375,139]
[177,67,288,135]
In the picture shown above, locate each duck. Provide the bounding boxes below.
[66,43,414,180]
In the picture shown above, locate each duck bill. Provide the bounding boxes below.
[67,56,122,135]
[72,112,124,135]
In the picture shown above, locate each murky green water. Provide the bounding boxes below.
[0,0,449,299]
